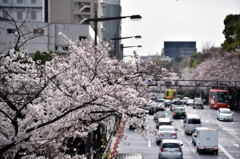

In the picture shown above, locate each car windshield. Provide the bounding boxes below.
[162,143,180,148]
[175,107,185,111]
[221,110,232,114]
[155,107,165,111]
[159,127,174,131]
[156,111,165,115]
[195,98,203,104]
[188,119,201,124]
[217,92,229,103]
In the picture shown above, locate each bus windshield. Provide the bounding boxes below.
[217,92,229,103]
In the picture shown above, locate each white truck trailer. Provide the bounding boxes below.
[192,127,218,155]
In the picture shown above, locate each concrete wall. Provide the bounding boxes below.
[49,0,72,24]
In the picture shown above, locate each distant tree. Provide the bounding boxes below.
[32,51,55,65]
[221,14,240,51]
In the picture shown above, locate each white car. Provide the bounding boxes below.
[186,99,194,106]
[159,139,183,159]
[217,108,233,121]
[156,125,177,145]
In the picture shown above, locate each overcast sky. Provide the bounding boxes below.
[120,0,240,56]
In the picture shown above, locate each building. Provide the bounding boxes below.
[102,0,121,59]
[0,0,103,54]
[0,0,122,57]
[0,0,47,22]
[0,21,95,54]
[164,41,197,58]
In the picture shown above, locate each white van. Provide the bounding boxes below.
[192,127,218,155]
[184,114,201,135]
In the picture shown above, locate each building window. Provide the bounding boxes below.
[3,10,8,19]
[31,11,37,20]
[31,0,37,4]
[62,46,69,51]
[7,28,17,34]
[17,11,23,20]
[17,0,22,4]
[33,28,44,36]
[79,36,87,41]
[2,0,8,4]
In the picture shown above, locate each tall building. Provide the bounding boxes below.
[0,0,122,56]
[0,0,46,22]
[49,0,104,41]
[164,41,197,58]
[0,0,100,54]
[102,0,121,59]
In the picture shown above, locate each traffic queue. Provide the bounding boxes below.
[151,97,222,159]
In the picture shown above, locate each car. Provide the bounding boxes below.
[156,99,165,105]
[182,97,189,104]
[156,125,177,145]
[186,98,194,106]
[116,153,144,159]
[156,117,172,129]
[172,106,186,119]
[159,139,183,159]
[164,99,171,107]
[154,109,166,121]
[193,98,204,109]
[184,114,201,135]
[170,100,184,111]
[217,108,233,121]
[149,106,165,115]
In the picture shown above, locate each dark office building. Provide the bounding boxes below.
[164,41,197,58]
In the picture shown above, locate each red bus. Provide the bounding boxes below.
[208,89,230,109]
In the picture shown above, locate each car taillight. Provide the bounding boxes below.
[171,133,177,136]
[157,132,162,136]
[179,147,182,152]
[160,147,164,152]
[213,147,218,150]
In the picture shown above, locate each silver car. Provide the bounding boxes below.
[156,125,177,145]
[217,108,233,121]
[159,139,183,159]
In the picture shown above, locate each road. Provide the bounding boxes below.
[118,105,240,159]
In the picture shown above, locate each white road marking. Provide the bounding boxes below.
[205,120,209,123]
[219,144,236,159]
[231,130,237,135]
[223,128,240,142]
[147,139,151,147]
[231,141,239,148]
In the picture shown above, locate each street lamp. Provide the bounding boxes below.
[111,35,142,41]
[122,45,142,49]
[111,35,142,58]
[85,12,142,46]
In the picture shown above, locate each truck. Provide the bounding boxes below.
[192,127,218,155]
[165,89,176,99]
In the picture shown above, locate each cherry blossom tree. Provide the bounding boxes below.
[183,49,240,83]
[0,34,152,158]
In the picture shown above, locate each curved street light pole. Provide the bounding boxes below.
[86,12,142,46]
[111,35,141,58]
[122,45,142,49]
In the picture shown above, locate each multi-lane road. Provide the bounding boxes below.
[118,105,240,159]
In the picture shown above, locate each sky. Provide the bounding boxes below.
[120,0,240,56]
